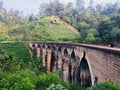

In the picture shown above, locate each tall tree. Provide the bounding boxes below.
[76,0,85,11]
[89,0,94,8]
[0,1,3,9]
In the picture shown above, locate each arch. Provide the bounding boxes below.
[78,52,92,88]
[47,45,51,49]
[71,51,76,64]
[68,64,72,83]
[32,44,35,48]
[64,49,68,58]
[43,45,46,49]
[50,51,57,72]
[37,44,40,48]
[58,47,62,55]
[53,46,56,51]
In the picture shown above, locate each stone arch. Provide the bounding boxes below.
[78,51,93,88]
[69,51,77,84]
[64,49,68,58]
[53,46,56,51]
[58,47,62,55]
[42,45,46,49]
[37,44,40,48]
[47,45,51,49]
[50,50,58,73]
[71,51,76,64]
[32,44,35,48]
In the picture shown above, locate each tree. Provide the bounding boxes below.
[84,33,96,44]
[76,0,85,11]
[0,1,3,9]
[0,48,21,72]
[89,0,94,8]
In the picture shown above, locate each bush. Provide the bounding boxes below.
[35,73,71,90]
[47,83,67,90]
[0,69,36,90]
[86,81,120,90]
[0,48,21,72]
[36,73,62,89]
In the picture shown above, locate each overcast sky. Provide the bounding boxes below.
[1,0,117,16]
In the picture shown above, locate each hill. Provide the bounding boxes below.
[3,16,79,42]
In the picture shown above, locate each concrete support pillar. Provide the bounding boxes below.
[42,49,46,67]
[46,50,52,73]
[36,48,41,59]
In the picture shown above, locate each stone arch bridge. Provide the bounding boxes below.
[28,42,120,87]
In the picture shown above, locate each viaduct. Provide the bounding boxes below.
[28,42,120,87]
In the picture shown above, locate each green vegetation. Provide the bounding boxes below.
[0,15,79,42]
[0,0,120,89]
[0,0,120,44]
[87,81,120,90]
[0,42,120,90]
[0,42,30,64]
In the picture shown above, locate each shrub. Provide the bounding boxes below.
[0,69,36,90]
[86,81,120,90]
[47,83,67,90]
[0,48,21,72]
[36,73,62,89]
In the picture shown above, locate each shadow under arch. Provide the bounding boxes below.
[50,51,58,73]
[71,51,76,64]
[61,49,69,80]
[78,51,93,88]
[68,51,76,83]
[64,49,68,58]
[42,45,46,49]
[32,44,35,48]
[47,45,51,49]
[58,47,62,55]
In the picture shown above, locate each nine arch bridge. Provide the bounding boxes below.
[28,42,120,87]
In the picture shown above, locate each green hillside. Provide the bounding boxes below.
[5,16,80,42]
[0,42,30,64]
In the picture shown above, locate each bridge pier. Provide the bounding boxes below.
[62,58,69,82]
[36,48,41,59]
[46,50,52,73]
[42,48,46,67]
[57,55,62,76]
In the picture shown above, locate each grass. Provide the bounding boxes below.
[33,17,79,42]
[5,16,80,42]
[0,42,30,64]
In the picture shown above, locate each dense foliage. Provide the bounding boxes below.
[38,0,120,45]
[0,42,120,90]
[0,0,120,44]
[0,0,120,89]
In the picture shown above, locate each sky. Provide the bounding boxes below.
[1,0,117,16]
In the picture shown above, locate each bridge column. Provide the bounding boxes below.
[42,49,46,67]
[36,48,41,59]
[58,54,62,76]
[62,58,69,82]
[46,49,52,73]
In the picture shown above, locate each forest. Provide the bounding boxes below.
[0,0,120,45]
[0,0,120,89]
